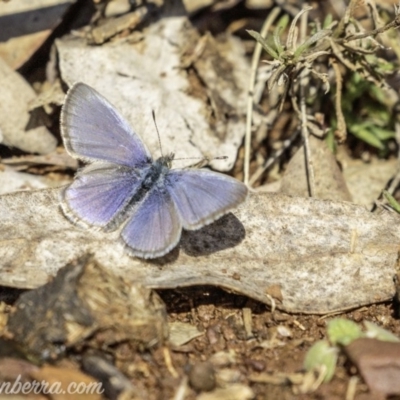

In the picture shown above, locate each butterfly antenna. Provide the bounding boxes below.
[152,110,164,157]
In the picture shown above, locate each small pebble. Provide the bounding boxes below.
[188,361,216,392]
[247,359,266,372]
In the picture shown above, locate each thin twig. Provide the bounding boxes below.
[345,376,358,400]
[338,15,400,43]
[244,6,281,185]
[172,376,188,400]
[163,347,178,378]
[300,98,315,197]
[366,0,382,30]
[330,39,358,72]
[386,121,400,196]
[330,57,347,142]
[299,6,316,197]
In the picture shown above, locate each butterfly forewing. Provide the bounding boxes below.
[121,186,182,258]
[166,169,248,230]
[61,83,151,167]
[62,163,142,229]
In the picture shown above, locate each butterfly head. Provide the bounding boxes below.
[158,153,175,168]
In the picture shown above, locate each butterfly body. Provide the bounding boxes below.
[140,155,173,191]
[102,154,175,232]
[60,83,248,259]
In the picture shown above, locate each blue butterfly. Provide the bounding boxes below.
[60,83,248,259]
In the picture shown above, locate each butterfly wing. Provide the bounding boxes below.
[61,163,142,229]
[121,186,182,258]
[61,83,151,167]
[165,169,248,230]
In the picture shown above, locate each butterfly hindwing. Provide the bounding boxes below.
[61,83,151,167]
[61,163,142,229]
[121,185,182,258]
[165,169,248,230]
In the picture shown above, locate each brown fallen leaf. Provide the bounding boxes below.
[0,357,40,381]
[345,338,400,396]
[0,357,46,400]
[0,188,398,314]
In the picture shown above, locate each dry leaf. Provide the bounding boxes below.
[345,338,400,395]
[0,0,77,69]
[56,14,248,171]
[280,136,352,202]
[168,321,204,347]
[0,166,68,195]
[0,188,398,314]
[0,58,56,154]
[340,154,397,207]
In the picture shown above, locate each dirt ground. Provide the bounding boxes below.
[152,288,400,400]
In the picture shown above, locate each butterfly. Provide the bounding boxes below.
[60,83,248,259]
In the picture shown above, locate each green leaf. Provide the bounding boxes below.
[323,13,333,29]
[277,14,290,31]
[304,340,338,382]
[294,29,332,58]
[327,318,363,346]
[273,25,285,56]
[383,191,400,214]
[365,55,395,73]
[325,129,337,153]
[364,321,400,342]
[370,85,393,107]
[247,30,279,59]
[350,124,384,149]
[370,126,395,141]
[273,15,289,56]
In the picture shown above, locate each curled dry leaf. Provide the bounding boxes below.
[0,188,398,314]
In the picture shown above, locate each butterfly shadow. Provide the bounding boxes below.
[147,213,246,265]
